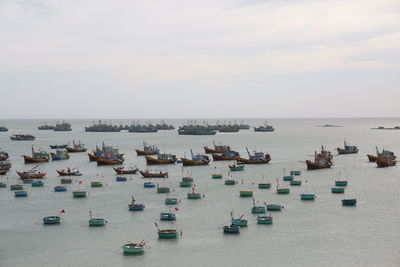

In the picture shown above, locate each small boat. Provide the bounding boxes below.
[10,134,35,141]
[85,120,121,132]
[237,147,271,164]
[283,175,293,181]
[158,229,178,239]
[266,204,283,211]
[300,193,316,200]
[276,188,290,194]
[113,167,138,174]
[254,121,275,132]
[116,176,128,182]
[15,190,28,197]
[0,150,9,161]
[165,197,179,205]
[223,224,240,234]
[239,190,253,197]
[23,146,50,163]
[54,186,67,192]
[290,180,302,186]
[212,151,240,161]
[228,164,244,171]
[31,181,44,187]
[160,212,176,221]
[144,182,155,188]
[258,183,271,189]
[290,170,302,176]
[23,179,34,184]
[88,212,107,226]
[50,150,70,160]
[204,141,231,154]
[57,168,81,176]
[50,144,68,149]
[337,140,359,154]
[335,180,348,186]
[128,196,145,211]
[0,182,7,188]
[342,199,357,206]
[66,141,87,152]
[123,242,146,254]
[135,141,159,156]
[187,187,202,199]
[211,174,223,179]
[72,191,87,198]
[331,187,345,193]
[225,179,236,185]
[251,206,266,214]
[91,181,103,187]
[231,213,247,227]
[179,181,192,187]
[43,216,61,224]
[54,122,72,131]
[157,187,170,193]
[305,146,333,170]
[38,121,55,130]
[145,153,177,165]
[10,184,23,190]
[16,165,46,179]
[257,215,273,224]
[181,150,210,166]
[139,170,168,178]
[376,156,397,167]
[61,178,73,184]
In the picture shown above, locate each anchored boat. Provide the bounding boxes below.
[50,150,70,160]
[181,150,210,166]
[337,140,359,154]
[305,146,333,170]
[204,141,232,154]
[135,141,159,156]
[128,196,145,211]
[113,166,138,174]
[66,141,87,152]
[123,241,146,254]
[23,146,50,163]
[145,153,177,165]
[237,147,271,164]
[139,170,168,178]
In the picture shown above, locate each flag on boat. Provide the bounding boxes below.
[60,209,65,213]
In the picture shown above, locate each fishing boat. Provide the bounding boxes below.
[128,124,158,133]
[43,216,61,224]
[123,241,146,254]
[158,229,178,239]
[54,186,67,192]
[23,146,50,163]
[266,204,283,211]
[283,175,293,181]
[88,211,107,226]
[72,191,87,198]
[212,151,240,161]
[342,199,357,206]
[229,164,244,171]
[290,180,302,186]
[50,144,68,149]
[376,156,397,167]
[10,134,35,141]
[239,190,253,197]
[211,174,223,179]
[231,214,247,227]
[181,150,210,166]
[113,166,138,174]
[225,179,236,185]
[54,122,72,131]
[257,215,273,224]
[145,153,177,165]
[290,170,302,176]
[187,187,202,199]
[165,197,179,205]
[0,150,9,161]
[128,196,145,211]
[182,176,193,182]
[258,183,271,189]
[254,121,275,132]
[66,141,87,152]
[0,126,8,132]
[337,140,359,154]
[223,224,240,234]
[251,200,266,214]
[237,147,271,164]
[178,126,216,135]
[57,168,81,176]
[367,147,396,162]
[91,181,103,187]
[335,180,348,186]
[15,190,28,197]
[135,141,159,156]
[23,179,33,184]
[0,160,11,175]
[116,176,127,182]
[10,184,23,190]
[331,187,345,193]
[144,182,155,188]
[139,170,168,178]
[157,187,170,193]
[85,120,121,132]
[16,165,46,179]
[61,178,73,184]
[50,150,70,160]
[204,141,232,154]
[31,181,44,187]
[160,212,176,221]
[300,193,316,200]
[305,146,333,170]
[97,156,125,165]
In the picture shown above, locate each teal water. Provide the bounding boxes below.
[0,118,400,267]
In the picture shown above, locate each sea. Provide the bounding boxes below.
[0,118,400,267]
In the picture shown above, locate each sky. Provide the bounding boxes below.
[0,0,399,118]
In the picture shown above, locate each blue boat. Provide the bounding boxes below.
[337,140,359,154]
[160,212,176,221]
[50,150,70,160]
[14,190,28,197]
[223,224,240,234]
[128,196,145,211]
[342,199,357,206]
[43,216,61,224]
[116,176,127,182]
[54,186,67,192]
[144,182,155,188]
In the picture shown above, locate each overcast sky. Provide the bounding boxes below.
[0,0,399,118]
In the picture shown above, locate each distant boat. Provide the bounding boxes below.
[143,182,155,188]
[229,164,244,171]
[23,146,50,163]
[204,141,232,154]
[16,165,46,179]
[54,186,67,192]
[139,170,168,178]
[237,147,271,164]
[10,134,35,141]
[331,187,345,193]
[66,141,87,152]
[180,181,192,187]
[50,144,68,149]
[254,121,275,132]
[276,188,290,194]
[85,120,121,132]
[135,141,159,156]
[342,199,357,206]
[53,122,72,131]
[181,150,210,166]
[43,216,61,224]
[72,191,87,198]
[337,140,359,154]
[145,154,177,165]
[15,190,28,197]
[178,126,216,135]
[212,151,239,161]
[57,168,81,176]
[223,224,240,234]
[0,126,8,132]
[50,150,70,160]
[257,215,273,224]
[128,196,145,211]
[376,156,397,168]
[123,241,146,254]
[300,193,316,200]
[367,147,395,162]
[88,211,107,226]
[158,229,178,239]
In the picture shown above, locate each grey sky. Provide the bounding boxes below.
[0,0,399,118]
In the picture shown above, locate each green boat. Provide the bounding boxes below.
[251,206,266,214]
[31,181,44,187]
[266,204,283,211]
[91,181,103,187]
[10,184,23,190]
[158,229,178,239]
[212,174,223,179]
[165,197,179,205]
[0,182,6,188]
[231,218,247,227]
[228,164,244,171]
[239,190,253,197]
[123,242,145,254]
[258,183,270,189]
[179,181,192,187]
[335,180,348,186]
[157,187,170,193]
[187,193,202,199]
[73,191,87,198]
[290,170,302,176]
[283,175,293,181]
[257,215,273,224]
[276,188,290,194]
[331,187,345,193]
[89,218,107,226]
[290,180,302,186]
[224,179,236,185]
[300,193,316,200]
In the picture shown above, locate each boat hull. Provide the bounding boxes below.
[306,160,332,170]
[239,190,253,197]
[331,187,345,193]
[181,158,210,166]
[158,230,178,239]
[73,191,87,198]
[187,193,202,199]
[113,167,138,174]
[290,180,302,186]
[376,157,397,167]
[145,157,176,165]
[300,193,316,200]
[277,188,290,194]
[342,199,357,206]
[43,216,61,224]
[135,149,158,156]
[266,205,282,211]
[237,157,271,164]
[89,218,107,226]
[212,154,237,161]
[257,216,273,224]
[251,206,266,214]
[23,156,49,163]
[97,157,124,165]
[157,187,170,193]
[66,147,87,153]
[258,183,271,189]
[337,148,359,154]
[225,179,236,185]
[123,244,145,254]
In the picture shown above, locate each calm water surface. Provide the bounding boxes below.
[0,118,400,267]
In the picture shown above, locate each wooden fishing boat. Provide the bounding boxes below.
[57,168,81,176]
[23,147,50,163]
[300,193,316,200]
[229,164,244,171]
[276,188,290,194]
[160,212,176,221]
[88,153,97,161]
[266,204,283,211]
[10,134,35,141]
[50,144,68,149]
[367,147,396,162]
[113,167,138,174]
[211,174,223,179]
[54,186,67,192]
[223,224,240,234]
[31,181,43,187]
[290,180,302,186]
[66,141,87,152]
[342,199,357,206]
[128,196,145,211]
[158,229,178,239]
[331,187,345,193]
[61,178,73,184]
[135,141,159,156]
[157,187,170,193]
[143,182,155,188]
[337,140,359,154]
[145,154,177,165]
[254,122,275,132]
[116,176,127,182]
[231,218,247,227]
[123,242,145,254]
[376,156,397,167]
[91,181,103,187]
[89,218,107,226]
[305,146,333,170]
[165,197,179,205]
[225,179,236,185]
[181,150,210,166]
[204,141,232,154]
[72,191,87,198]
[10,184,23,190]
[257,215,273,224]
[237,147,271,164]
[43,216,61,224]
[258,183,271,189]
[16,165,46,179]
[239,190,253,197]
[139,170,168,178]
[15,190,28,197]
[335,180,348,186]
[212,151,239,161]
[97,157,124,165]
[50,150,69,160]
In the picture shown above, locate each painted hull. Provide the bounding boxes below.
[290,170,302,176]
[290,180,302,186]
[43,216,61,224]
[342,199,357,206]
[139,171,168,178]
[116,177,127,181]
[135,149,158,156]
[16,171,46,179]
[143,182,155,188]
[165,198,179,205]
[258,183,271,189]
[23,156,49,163]
[225,179,236,185]
[204,147,228,154]
[160,213,176,221]
[300,193,316,200]
[180,181,192,187]
[157,187,170,193]
[277,188,290,194]
[88,153,97,161]
[257,216,273,224]
[66,147,87,152]
[251,206,266,214]
[50,153,69,160]
[367,154,378,162]
[231,219,247,227]
[212,154,236,161]
[376,157,397,167]
[123,244,145,254]
[239,190,253,197]
[97,157,124,165]
[158,230,178,239]
[237,158,271,164]
[128,204,145,211]
[223,225,240,233]
[335,181,348,186]
[145,156,176,165]
[0,183,7,188]
[187,193,202,199]
[57,170,80,176]
[113,167,138,174]
[266,205,282,211]
[73,191,87,198]
[91,182,103,187]
[211,174,223,179]
[337,148,358,154]
[306,160,332,170]
[54,186,67,192]
[89,218,107,226]
[331,187,345,193]
[61,178,73,184]
[283,175,293,181]
[31,181,43,187]
[181,158,210,166]
[10,185,23,190]
[15,190,28,197]
[229,165,244,171]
